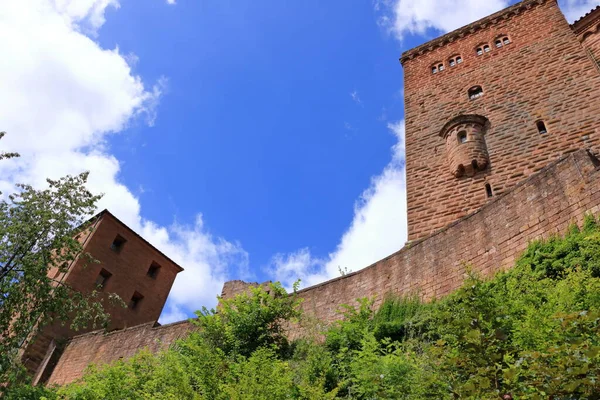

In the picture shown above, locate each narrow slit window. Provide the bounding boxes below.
[147,262,161,279]
[536,120,548,134]
[468,85,484,100]
[456,56,463,64]
[110,235,126,253]
[457,131,468,144]
[95,269,112,290]
[476,47,483,56]
[129,291,144,310]
[485,183,493,198]
[483,44,491,53]
[495,39,503,48]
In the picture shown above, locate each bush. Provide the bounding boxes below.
[23,216,600,399]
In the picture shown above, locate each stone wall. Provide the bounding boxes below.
[296,150,600,324]
[402,0,600,241]
[47,320,195,386]
[45,149,600,386]
[573,6,600,70]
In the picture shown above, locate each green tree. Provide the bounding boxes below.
[195,281,302,358]
[0,132,117,387]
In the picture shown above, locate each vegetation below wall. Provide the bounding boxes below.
[6,216,600,399]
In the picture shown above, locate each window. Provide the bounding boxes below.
[110,235,126,252]
[456,56,463,64]
[95,269,112,290]
[457,131,468,144]
[438,63,445,71]
[129,291,144,310]
[483,44,491,53]
[449,59,456,67]
[432,65,438,74]
[468,85,484,100]
[147,262,161,279]
[485,183,494,198]
[536,120,548,134]
[495,39,503,48]
[476,47,483,56]
[503,37,511,45]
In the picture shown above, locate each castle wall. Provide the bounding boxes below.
[46,320,195,386]
[573,6,600,69]
[402,0,600,241]
[294,150,600,325]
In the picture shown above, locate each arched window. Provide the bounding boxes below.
[503,36,511,45]
[495,39,503,48]
[438,63,445,71]
[432,65,438,74]
[457,131,467,144]
[476,47,484,56]
[536,120,548,134]
[483,44,491,53]
[456,56,463,64]
[449,59,456,67]
[468,85,484,100]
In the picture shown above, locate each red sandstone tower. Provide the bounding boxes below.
[402,0,600,241]
[20,210,183,384]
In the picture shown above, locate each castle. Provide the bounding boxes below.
[19,0,600,386]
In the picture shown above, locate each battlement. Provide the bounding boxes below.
[400,0,549,65]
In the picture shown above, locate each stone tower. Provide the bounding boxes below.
[20,210,183,384]
[401,0,600,241]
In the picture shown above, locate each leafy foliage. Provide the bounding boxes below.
[1,133,119,389]
[10,216,600,399]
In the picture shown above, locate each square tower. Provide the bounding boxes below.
[401,0,600,241]
[21,210,183,379]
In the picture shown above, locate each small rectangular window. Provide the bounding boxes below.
[129,291,144,310]
[95,269,112,290]
[147,262,161,279]
[485,184,493,198]
[536,120,548,135]
[110,235,126,253]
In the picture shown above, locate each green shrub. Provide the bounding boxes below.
[20,216,600,399]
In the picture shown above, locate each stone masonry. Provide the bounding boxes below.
[403,0,600,241]
[27,0,600,387]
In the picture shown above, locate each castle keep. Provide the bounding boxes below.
[402,0,600,240]
[19,0,600,386]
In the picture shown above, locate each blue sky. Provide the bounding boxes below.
[0,0,597,323]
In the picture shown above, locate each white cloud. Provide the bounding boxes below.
[375,0,509,41]
[268,121,407,290]
[350,90,363,106]
[0,0,246,324]
[560,0,600,22]
[166,0,177,4]
[375,0,598,42]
